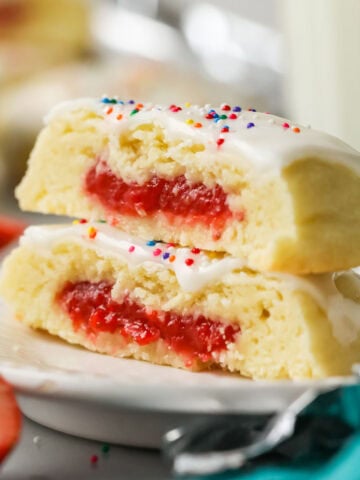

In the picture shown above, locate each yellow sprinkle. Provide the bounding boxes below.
[88,226,97,239]
[72,220,80,225]
[185,102,191,107]
[185,118,194,125]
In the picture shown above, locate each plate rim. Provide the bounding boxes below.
[0,301,358,414]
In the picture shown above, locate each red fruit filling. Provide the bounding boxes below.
[58,281,240,363]
[85,160,235,237]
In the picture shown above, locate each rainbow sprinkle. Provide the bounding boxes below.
[88,226,97,239]
[99,98,304,148]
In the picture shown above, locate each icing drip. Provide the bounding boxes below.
[45,98,360,176]
[20,223,245,292]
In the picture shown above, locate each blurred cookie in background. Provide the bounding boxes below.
[0,0,90,87]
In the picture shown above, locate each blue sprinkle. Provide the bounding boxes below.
[247,122,255,129]
[101,97,111,104]
[250,108,256,112]
[162,252,170,260]
[117,100,124,104]
[214,117,221,123]
[223,125,229,130]
[233,106,242,112]
[209,109,216,113]
[146,240,156,246]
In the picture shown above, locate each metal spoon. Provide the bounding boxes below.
[163,387,331,476]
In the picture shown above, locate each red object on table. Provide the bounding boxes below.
[0,377,21,463]
[0,216,26,250]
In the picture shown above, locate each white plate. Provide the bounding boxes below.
[0,302,356,448]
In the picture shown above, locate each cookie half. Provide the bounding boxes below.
[16,99,360,273]
[1,222,360,379]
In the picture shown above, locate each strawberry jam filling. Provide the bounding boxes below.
[85,160,234,235]
[58,281,240,363]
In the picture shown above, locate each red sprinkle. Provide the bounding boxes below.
[90,455,98,465]
[185,258,194,266]
[128,245,135,253]
[153,248,162,256]
[221,104,231,111]
[216,138,225,147]
[221,127,229,133]
[228,113,237,120]
[170,105,182,112]
[79,219,88,224]
[205,113,214,119]
[191,247,201,254]
[282,122,290,129]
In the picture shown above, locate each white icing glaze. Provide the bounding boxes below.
[20,223,245,293]
[45,98,360,175]
[270,272,360,345]
[20,223,360,345]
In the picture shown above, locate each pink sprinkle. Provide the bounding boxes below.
[170,105,182,112]
[153,248,162,256]
[128,245,135,253]
[282,122,290,129]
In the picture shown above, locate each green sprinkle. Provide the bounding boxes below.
[98,219,107,223]
[130,108,139,116]
[101,443,110,454]
[219,114,227,120]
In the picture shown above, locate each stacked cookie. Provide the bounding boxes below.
[1,99,360,379]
